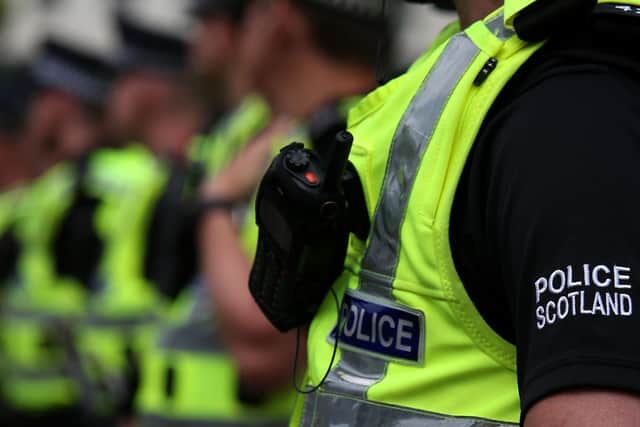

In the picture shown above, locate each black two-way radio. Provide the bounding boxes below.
[249,129,369,332]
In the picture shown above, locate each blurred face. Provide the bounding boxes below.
[190,16,236,82]
[23,90,101,174]
[142,100,202,159]
[107,71,181,143]
[236,0,281,94]
[0,140,23,187]
[237,0,310,101]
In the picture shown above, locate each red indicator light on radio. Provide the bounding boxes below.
[304,171,319,184]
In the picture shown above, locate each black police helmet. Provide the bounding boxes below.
[116,12,188,75]
[31,40,115,108]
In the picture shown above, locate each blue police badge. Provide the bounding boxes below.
[328,290,425,365]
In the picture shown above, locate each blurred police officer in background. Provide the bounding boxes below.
[0,0,116,423]
[134,1,285,426]
[70,1,197,425]
[107,1,191,153]
[197,0,389,415]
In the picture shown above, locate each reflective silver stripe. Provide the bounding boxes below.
[159,282,225,353]
[85,312,159,328]
[4,367,68,381]
[301,391,516,427]
[485,13,515,41]
[158,318,224,353]
[2,308,80,322]
[360,29,483,282]
[140,414,288,427]
[324,32,482,399]
[321,12,514,407]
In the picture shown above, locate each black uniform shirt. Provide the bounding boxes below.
[450,14,640,420]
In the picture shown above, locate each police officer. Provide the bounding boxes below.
[0,27,116,427]
[198,0,388,410]
[72,2,193,423]
[282,0,640,425]
[134,2,284,425]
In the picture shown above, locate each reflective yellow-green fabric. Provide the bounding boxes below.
[504,0,536,25]
[136,284,294,426]
[10,165,85,312]
[74,145,168,411]
[83,145,167,318]
[189,95,270,176]
[297,5,551,425]
[0,186,23,235]
[0,164,85,410]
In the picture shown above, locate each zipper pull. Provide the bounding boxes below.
[474,57,498,86]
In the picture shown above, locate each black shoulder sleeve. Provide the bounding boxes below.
[458,64,640,419]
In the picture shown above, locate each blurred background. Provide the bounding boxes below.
[0,0,454,71]
[0,1,455,426]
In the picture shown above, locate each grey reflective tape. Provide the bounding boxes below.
[360,31,482,283]
[485,13,515,41]
[159,282,224,353]
[85,312,159,328]
[3,308,80,322]
[5,366,68,381]
[323,32,482,400]
[140,414,288,427]
[301,391,517,427]
[158,318,224,353]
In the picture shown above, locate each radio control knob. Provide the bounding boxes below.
[285,150,310,172]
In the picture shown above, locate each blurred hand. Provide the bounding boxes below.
[200,115,293,202]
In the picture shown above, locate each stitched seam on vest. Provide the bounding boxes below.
[436,42,547,374]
